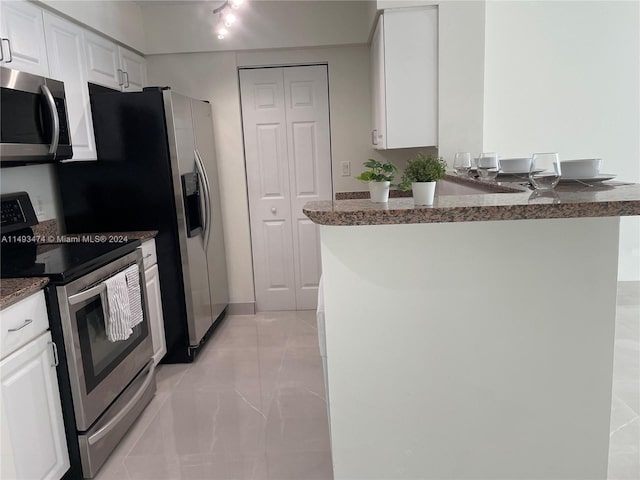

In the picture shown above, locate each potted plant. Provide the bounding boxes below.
[400,153,447,206]
[356,159,398,203]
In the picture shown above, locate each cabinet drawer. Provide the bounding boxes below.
[0,291,49,359]
[140,239,157,269]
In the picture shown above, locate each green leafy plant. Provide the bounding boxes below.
[356,159,398,183]
[399,153,447,190]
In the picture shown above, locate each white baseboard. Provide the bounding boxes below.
[227,302,256,315]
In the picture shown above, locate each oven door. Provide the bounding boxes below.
[0,66,72,163]
[57,250,153,431]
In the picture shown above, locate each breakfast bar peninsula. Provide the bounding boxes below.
[303,177,640,480]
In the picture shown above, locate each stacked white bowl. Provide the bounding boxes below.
[499,157,532,174]
[559,159,602,179]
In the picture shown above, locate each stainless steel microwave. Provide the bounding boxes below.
[0,66,73,164]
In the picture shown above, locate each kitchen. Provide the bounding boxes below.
[0,1,639,479]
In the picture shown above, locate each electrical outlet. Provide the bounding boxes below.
[35,196,46,219]
[341,161,351,177]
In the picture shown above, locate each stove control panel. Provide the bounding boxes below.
[1,192,38,234]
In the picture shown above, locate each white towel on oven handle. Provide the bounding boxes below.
[103,269,133,342]
[124,264,143,328]
[103,264,143,342]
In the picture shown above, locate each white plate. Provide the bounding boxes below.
[497,169,543,176]
[559,174,616,183]
[469,169,542,175]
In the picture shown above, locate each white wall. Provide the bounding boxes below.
[0,165,61,221]
[146,45,382,305]
[141,1,370,55]
[36,0,145,52]
[483,0,640,280]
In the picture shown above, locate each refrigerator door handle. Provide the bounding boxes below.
[194,149,212,252]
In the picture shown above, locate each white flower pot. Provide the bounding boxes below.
[412,181,436,206]
[369,181,390,203]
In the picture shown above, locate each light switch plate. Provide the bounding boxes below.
[341,161,350,177]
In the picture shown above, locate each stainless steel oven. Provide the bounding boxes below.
[56,249,155,477]
[0,66,73,163]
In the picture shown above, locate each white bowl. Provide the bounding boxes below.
[560,159,602,179]
[499,157,532,173]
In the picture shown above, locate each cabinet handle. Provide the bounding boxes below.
[271,207,277,214]
[49,341,59,367]
[2,38,12,63]
[117,69,124,86]
[123,71,130,88]
[8,319,33,332]
[144,253,152,259]
[372,129,378,146]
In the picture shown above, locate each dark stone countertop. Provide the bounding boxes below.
[306,175,640,226]
[0,278,49,310]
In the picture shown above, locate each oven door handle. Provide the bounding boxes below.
[68,283,106,306]
[87,361,155,446]
[40,84,60,156]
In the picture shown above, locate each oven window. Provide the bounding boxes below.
[0,88,48,144]
[76,298,148,394]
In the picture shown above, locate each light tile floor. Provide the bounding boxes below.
[95,284,639,480]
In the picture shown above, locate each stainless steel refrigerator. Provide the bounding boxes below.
[58,88,229,362]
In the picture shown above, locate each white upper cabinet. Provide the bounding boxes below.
[370,14,386,149]
[371,7,438,149]
[84,30,123,90]
[43,12,97,161]
[84,30,147,92]
[0,0,49,76]
[118,47,147,92]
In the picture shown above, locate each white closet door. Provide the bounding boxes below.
[283,66,332,310]
[240,68,297,311]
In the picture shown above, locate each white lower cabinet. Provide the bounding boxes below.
[0,321,69,480]
[141,240,166,364]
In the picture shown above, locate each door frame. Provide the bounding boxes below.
[238,63,334,312]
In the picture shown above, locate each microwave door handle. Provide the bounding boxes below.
[40,85,60,156]
[68,283,106,306]
[1,38,12,63]
[194,149,212,252]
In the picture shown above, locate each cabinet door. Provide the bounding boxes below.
[384,7,438,148]
[145,264,166,365]
[370,15,386,149]
[118,47,147,92]
[84,30,122,91]
[0,332,69,480]
[43,12,97,161]
[0,0,49,76]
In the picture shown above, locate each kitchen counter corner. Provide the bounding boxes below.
[0,277,49,310]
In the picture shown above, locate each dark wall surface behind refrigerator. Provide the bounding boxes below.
[57,89,191,363]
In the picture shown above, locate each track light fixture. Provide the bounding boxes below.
[213,0,245,39]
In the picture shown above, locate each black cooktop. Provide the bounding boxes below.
[1,240,141,283]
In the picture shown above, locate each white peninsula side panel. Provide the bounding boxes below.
[320,217,619,479]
